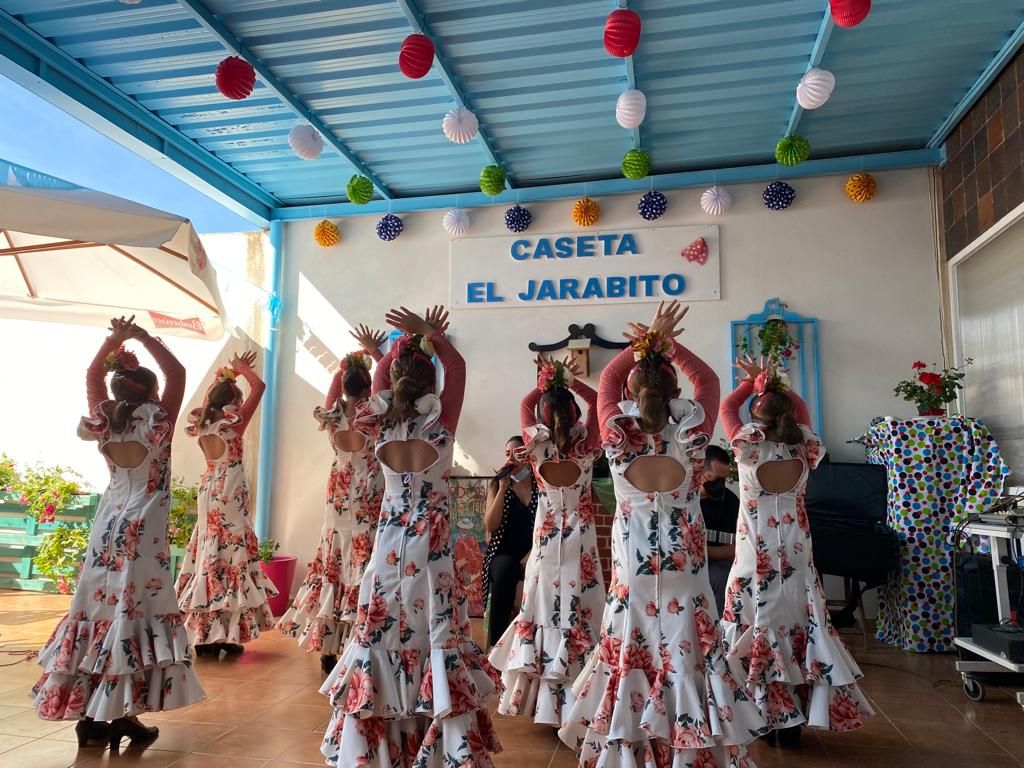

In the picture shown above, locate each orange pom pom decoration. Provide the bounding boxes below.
[314,219,341,247]
[572,197,601,227]
[845,172,877,203]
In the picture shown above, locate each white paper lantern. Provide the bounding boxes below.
[796,68,836,110]
[442,208,470,238]
[288,124,323,160]
[700,186,732,216]
[442,107,479,144]
[615,89,647,129]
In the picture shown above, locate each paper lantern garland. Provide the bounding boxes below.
[288,124,323,160]
[604,9,642,57]
[442,107,479,144]
[637,191,667,221]
[480,165,506,196]
[399,34,434,79]
[845,172,877,203]
[830,0,871,28]
[346,175,374,205]
[622,148,651,180]
[376,214,404,241]
[215,56,256,100]
[615,89,647,129]
[572,197,601,227]
[314,219,340,248]
[504,205,532,233]
[775,135,811,167]
[442,209,470,237]
[796,68,836,110]
[700,186,732,216]
[763,181,796,211]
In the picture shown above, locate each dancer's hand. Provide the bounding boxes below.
[423,305,450,334]
[735,356,765,384]
[563,355,583,377]
[385,306,432,337]
[350,323,386,352]
[533,353,553,369]
[107,315,136,344]
[649,300,688,338]
[230,350,258,370]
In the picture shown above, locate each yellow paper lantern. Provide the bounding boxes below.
[572,197,601,227]
[845,172,877,203]
[314,219,341,247]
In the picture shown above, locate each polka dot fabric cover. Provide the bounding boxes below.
[858,417,1008,653]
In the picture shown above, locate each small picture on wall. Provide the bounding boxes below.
[449,476,489,617]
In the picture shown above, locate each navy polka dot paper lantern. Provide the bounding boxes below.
[504,204,532,233]
[637,190,668,221]
[376,213,404,241]
[763,181,796,211]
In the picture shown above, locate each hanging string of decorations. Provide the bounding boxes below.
[480,165,506,196]
[763,181,797,211]
[830,0,871,28]
[845,172,877,203]
[775,135,811,167]
[442,107,479,144]
[622,148,651,180]
[604,9,642,57]
[700,186,732,216]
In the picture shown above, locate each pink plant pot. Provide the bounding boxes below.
[260,555,297,617]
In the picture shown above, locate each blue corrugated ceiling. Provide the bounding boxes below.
[0,0,1022,217]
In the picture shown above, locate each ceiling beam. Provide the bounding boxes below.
[928,15,1024,149]
[272,148,943,220]
[0,240,102,257]
[0,230,35,298]
[109,244,218,314]
[786,6,835,136]
[175,0,392,200]
[617,0,641,149]
[0,9,275,226]
[393,0,513,189]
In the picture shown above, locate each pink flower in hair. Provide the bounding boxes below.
[754,371,772,395]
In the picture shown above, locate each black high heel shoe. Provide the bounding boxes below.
[108,717,159,751]
[74,718,109,747]
[320,654,337,675]
[778,725,802,748]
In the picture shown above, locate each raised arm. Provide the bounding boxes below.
[786,388,812,427]
[324,370,344,410]
[598,347,636,442]
[371,344,399,395]
[720,381,753,442]
[138,333,186,425]
[520,387,542,436]
[572,379,601,452]
[86,336,120,412]
[232,360,266,431]
[670,340,720,437]
[432,331,465,432]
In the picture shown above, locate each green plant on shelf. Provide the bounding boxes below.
[33,522,90,595]
[168,477,199,550]
[738,313,799,373]
[894,359,973,413]
[13,462,81,524]
[0,453,19,493]
[258,538,280,563]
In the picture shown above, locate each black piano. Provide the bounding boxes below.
[805,460,900,626]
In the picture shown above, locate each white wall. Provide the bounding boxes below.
[271,168,943,571]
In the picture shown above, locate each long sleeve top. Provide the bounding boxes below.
[371,332,466,433]
[230,362,266,433]
[324,348,385,409]
[86,334,186,427]
[520,379,601,454]
[720,381,811,442]
[598,339,719,443]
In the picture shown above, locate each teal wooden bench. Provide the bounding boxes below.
[0,493,100,591]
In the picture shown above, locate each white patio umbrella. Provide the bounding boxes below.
[0,159,227,339]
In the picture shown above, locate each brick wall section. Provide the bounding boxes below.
[595,502,614,586]
[941,49,1024,258]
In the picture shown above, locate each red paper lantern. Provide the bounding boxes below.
[604,9,642,58]
[830,0,871,28]
[399,34,435,79]
[215,55,256,100]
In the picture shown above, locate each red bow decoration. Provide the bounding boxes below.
[681,237,708,265]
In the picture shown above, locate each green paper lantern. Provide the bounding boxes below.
[622,148,651,180]
[775,135,810,167]
[480,165,506,196]
[346,175,374,205]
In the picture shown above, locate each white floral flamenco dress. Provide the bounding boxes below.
[320,392,501,768]
[561,343,765,768]
[489,420,605,726]
[279,402,383,654]
[33,402,205,720]
[719,384,873,732]
[175,405,277,645]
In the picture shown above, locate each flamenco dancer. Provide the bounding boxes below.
[489,356,605,726]
[560,301,766,768]
[279,324,387,674]
[175,350,277,655]
[719,357,873,745]
[32,316,204,749]
[320,306,501,768]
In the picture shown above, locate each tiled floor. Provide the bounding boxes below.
[0,589,1020,768]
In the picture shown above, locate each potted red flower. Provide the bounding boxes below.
[894,359,973,417]
[258,538,296,617]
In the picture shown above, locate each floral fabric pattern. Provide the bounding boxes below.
[720,423,873,731]
[320,392,501,768]
[560,400,766,768]
[32,401,205,720]
[278,401,383,654]
[175,406,277,645]
[489,424,605,726]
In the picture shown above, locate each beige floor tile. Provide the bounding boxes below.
[265,730,328,765]
[0,736,103,768]
[0,709,69,737]
[280,686,332,708]
[164,698,270,725]
[198,725,310,759]
[0,733,34,754]
[246,702,330,731]
[0,706,27,721]
[167,756,266,768]
[132,722,233,754]
[73,747,188,767]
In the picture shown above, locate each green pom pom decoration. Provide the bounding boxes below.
[622,148,651,180]
[346,175,374,205]
[480,165,506,196]
[775,135,810,167]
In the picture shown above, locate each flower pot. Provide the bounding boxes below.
[917,407,946,417]
[260,555,297,617]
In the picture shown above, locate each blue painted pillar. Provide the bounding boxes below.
[254,219,284,540]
